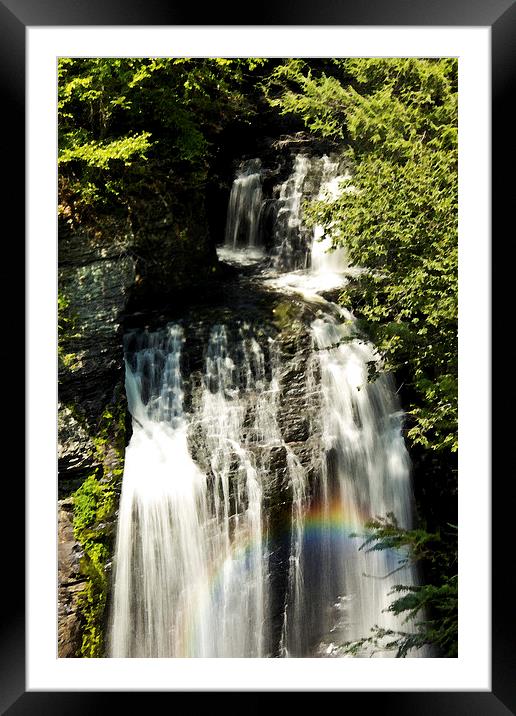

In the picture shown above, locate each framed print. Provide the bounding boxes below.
[4,0,510,712]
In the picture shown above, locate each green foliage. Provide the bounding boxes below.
[58,291,81,370]
[73,472,114,657]
[266,58,458,454]
[358,513,440,563]
[58,58,269,222]
[263,59,349,137]
[59,132,152,169]
[57,291,72,341]
[343,516,458,657]
[72,403,126,657]
[73,474,116,537]
[76,542,110,658]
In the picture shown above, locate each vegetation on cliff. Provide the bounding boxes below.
[264,57,458,656]
[58,58,269,226]
[341,516,458,657]
[71,402,126,657]
[59,57,459,658]
[59,56,458,458]
[265,58,458,455]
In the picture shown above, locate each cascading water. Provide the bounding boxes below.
[224,158,263,249]
[110,325,212,657]
[271,154,312,270]
[110,149,427,658]
[111,321,307,656]
[218,158,265,266]
[309,155,350,277]
[270,153,351,273]
[218,152,350,274]
[281,311,420,657]
[193,323,271,657]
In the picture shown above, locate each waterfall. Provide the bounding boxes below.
[110,325,212,657]
[194,323,270,657]
[271,154,312,270]
[281,312,421,656]
[109,149,426,658]
[111,322,307,656]
[218,153,351,273]
[219,158,265,266]
[310,155,350,276]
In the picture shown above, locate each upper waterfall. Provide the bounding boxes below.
[109,149,425,659]
[219,158,265,266]
[309,155,350,277]
[217,152,350,280]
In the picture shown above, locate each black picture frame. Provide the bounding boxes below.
[5,0,510,712]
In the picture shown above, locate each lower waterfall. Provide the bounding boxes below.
[110,324,212,657]
[109,150,426,658]
[282,313,418,657]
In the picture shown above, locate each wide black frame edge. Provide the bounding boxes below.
[10,0,511,713]
[0,0,515,26]
[492,2,516,716]
[0,0,26,714]
[3,691,516,716]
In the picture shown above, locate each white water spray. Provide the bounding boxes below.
[110,151,428,658]
[224,158,263,250]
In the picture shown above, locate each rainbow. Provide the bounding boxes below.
[172,495,374,656]
[302,495,371,541]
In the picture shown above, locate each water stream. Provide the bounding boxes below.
[110,152,424,658]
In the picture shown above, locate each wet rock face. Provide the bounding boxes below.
[58,404,100,497]
[276,330,322,487]
[57,183,220,656]
[58,221,136,657]
[180,301,322,499]
[58,498,86,658]
[273,297,322,458]
[176,301,322,656]
[277,341,313,444]
[58,221,135,493]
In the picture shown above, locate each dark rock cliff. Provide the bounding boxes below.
[173,287,324,655]
[58,216,135,656]
[58,219,135,493]
[57,184,217,656]
[57,135,340,657]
